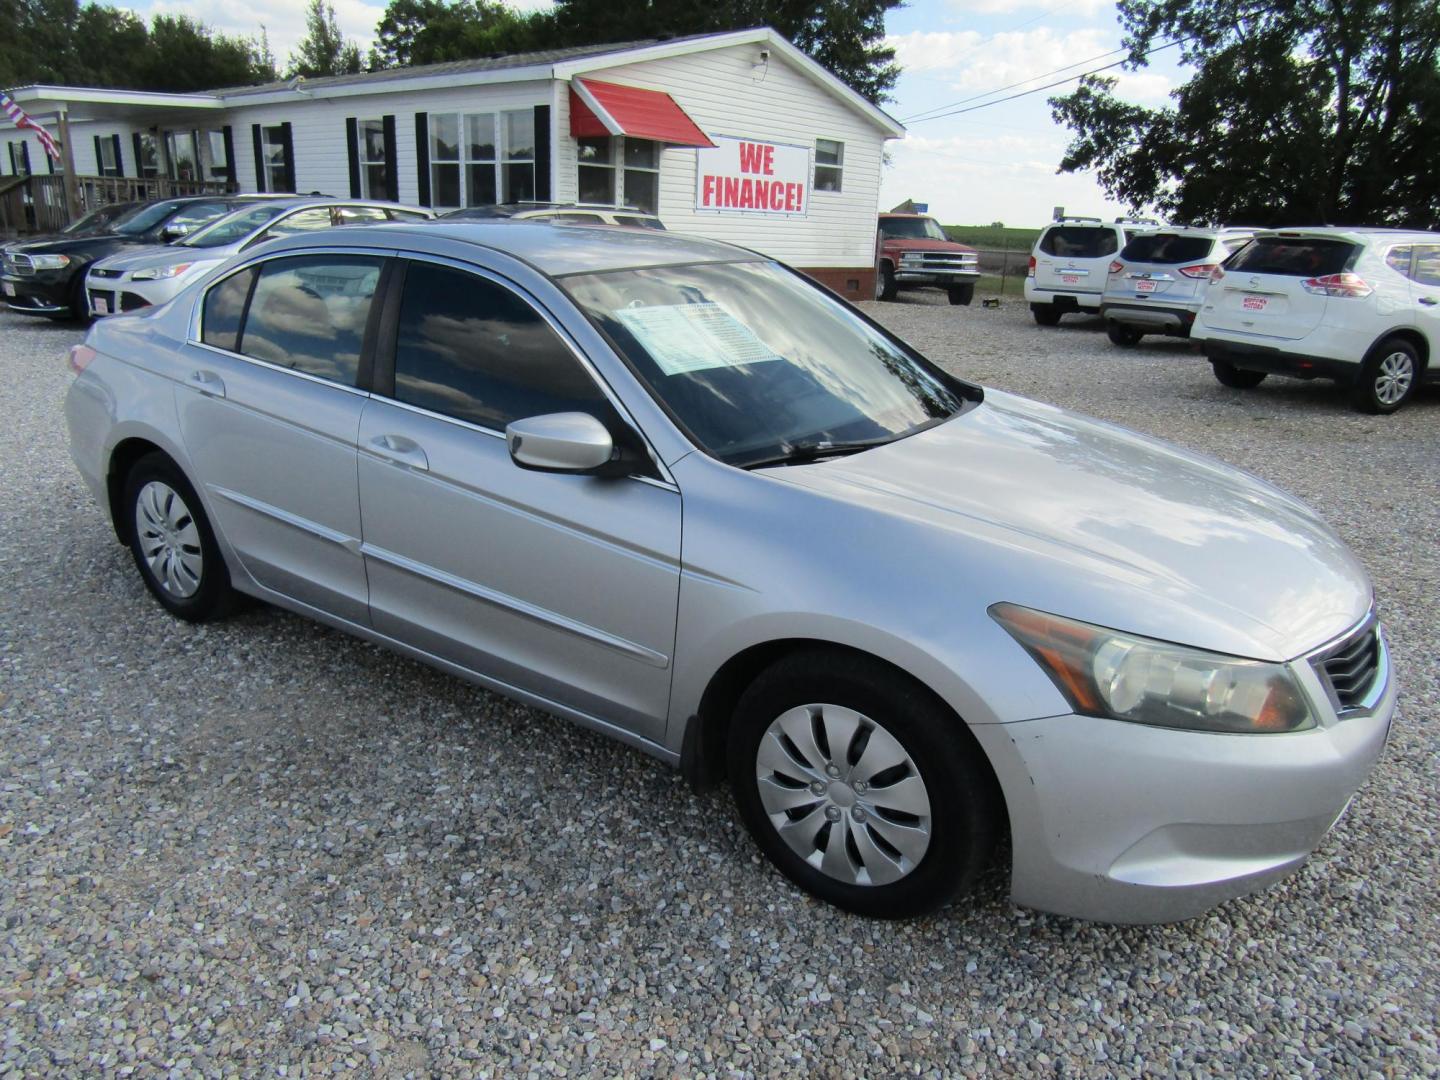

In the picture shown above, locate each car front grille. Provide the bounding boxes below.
[120,292,151,312]
[1314,623,1383,713]
[3,254,34,277]
[900,253,978,271]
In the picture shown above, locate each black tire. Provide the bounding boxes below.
[1350,337,1420,414]
[876,264,898,301]
[1211,361,1267,389]
[1031,304,1062,327]
[727,650,998,919]
[948,283,975,307]
[1106,321,1144,347]
[123,452,236,622]
[67,273,91,324]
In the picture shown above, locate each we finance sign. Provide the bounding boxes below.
[695,136,809,217]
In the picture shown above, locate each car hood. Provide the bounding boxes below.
[9,234,137,256]
[95,245,213,273]
[763,391,1370,661]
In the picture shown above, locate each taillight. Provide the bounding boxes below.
[1108,261,1124,275]
[1301,272,1373,298]
[1027,255,1036,278]
[68,344,97,374]
[1209,266,1226,283]
[1178,263,1218,279]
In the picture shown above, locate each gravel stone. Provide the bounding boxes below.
[0,295,1436,1077]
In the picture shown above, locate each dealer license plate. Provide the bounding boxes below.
[1242,295,1268,311]
[2,282,14,297]
[93,296,109,315]
[1062,275,1080,284]
[1135,279,1156,293]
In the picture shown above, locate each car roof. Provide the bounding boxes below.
[256,219,757,276]
[1251,226,1440,244]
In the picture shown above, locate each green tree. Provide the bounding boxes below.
[369,0,541,69]
[135,15,277,91]
[290,0,364,78]
[1050,0,1440,228]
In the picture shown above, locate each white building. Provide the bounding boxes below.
[1,28,904,299]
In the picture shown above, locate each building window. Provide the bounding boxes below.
[6,142,29,176]
[576,136,660,213]
[429,112,499,208]
[205,130,230,180]
[136,133,160,179]
[814,138,843,193]
[358,119,389,199]
[502,110,535,202]
[259,126,289,192]
[166,130,200,181]
[97,137,120,177]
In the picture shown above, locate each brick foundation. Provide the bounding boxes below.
[797,267,876,303]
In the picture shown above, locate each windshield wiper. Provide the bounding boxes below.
[736,438,891,471]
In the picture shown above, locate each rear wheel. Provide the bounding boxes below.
[948,284,975,307]
[1031,304,1062,327]
[728,651,997,919]
[1350,338,1419,414]
[876,264,898,301]
[1211,361,1267,389]
[1106,321,1144,347]
[123,452,236,622]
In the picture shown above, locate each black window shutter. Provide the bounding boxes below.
[20,142,30,176]
[345,117,360,197]
[251,124,266,191]
[278,122,296,193]
[111,134,124,178]
[414,112,430,207]
[93,134,103,175]
[382,114,398,202]
[533,105,551,201]
[219,127,234,184]
[133,132,145,178]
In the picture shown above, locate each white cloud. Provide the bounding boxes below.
[958,0,1115,16]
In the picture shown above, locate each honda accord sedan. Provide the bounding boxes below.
[64,222,1396,923]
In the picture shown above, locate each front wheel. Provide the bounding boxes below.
[876,264,898,301]
[1031,304,1062,327]
[1350,338,1419,414]
[948,283,975,306]
[728,651,998,919]
[123,452,236,622]
[1211,361,1267,389]
[1106,321,1144,347]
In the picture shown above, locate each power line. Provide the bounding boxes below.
[904,39,1185,125]
[901,44,1131,123]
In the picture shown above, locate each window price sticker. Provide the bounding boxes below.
[616,302,780,376]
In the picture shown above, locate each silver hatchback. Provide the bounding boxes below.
[64,222,1395,923]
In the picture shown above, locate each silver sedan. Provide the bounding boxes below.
[63,222,1395,923]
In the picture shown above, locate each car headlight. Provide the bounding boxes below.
[130,263,194,281]
[990,603,1315,733]
[29,254,71,270]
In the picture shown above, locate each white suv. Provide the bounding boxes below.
[1025,217,1160,326]
[1193,229,1439,413]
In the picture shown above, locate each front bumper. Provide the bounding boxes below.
[2,270,72,316]
[895,270,981,285]
[85,273,166,317]
[972,629,1396,924]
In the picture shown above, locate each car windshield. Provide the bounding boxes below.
[183,205,291,248]
[110,200,188,236]
[880,217,948,241]
[562,260,968,468]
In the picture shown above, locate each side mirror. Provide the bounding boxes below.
[506,412,630,476]
[162,223,193,241]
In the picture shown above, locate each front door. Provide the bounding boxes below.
[178,252,387,624]
[357,258,681,741]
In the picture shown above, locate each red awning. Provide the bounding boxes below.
[569,78,715,148]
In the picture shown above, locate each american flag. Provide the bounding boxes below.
[0,89,62,162]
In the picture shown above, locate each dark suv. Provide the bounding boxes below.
[2,196,278,321]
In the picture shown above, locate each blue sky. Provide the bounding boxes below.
[121,0,1184,227]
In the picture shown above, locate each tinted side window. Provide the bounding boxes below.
[1384,246,1413,276]
[336,206,389,224]
[264,207,335,237]
[392,261,608,430]
[240,255,383,385]
[1227,238,1355,277]
[1408,245,1440,286]
[201,267,257,352]
[1040,227,1117,258]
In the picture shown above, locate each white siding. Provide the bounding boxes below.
[557,44,891,269]
[222,81,551,205]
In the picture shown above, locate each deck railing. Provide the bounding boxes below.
[0,174,236,238]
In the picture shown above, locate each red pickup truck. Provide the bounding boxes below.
[875,213,981,306]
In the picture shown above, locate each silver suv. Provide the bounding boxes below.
[1101,227,1255,346]
[64,222,1393,924]
[1025,216,1161,325]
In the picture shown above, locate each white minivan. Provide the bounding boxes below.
[1025,217,1160,326]
[1192,228,1439,413]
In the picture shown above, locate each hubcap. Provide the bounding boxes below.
[1375,351,1414,406]
[755,703,932,887]
[134,481,203,599]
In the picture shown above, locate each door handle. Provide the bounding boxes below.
[368,434,429,471]
[1419,296,1437,307]
[186,370,225,398]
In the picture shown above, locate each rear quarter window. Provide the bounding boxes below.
[1039,227,1118,258]
[1226,238,1356,277]
[1120,234,1215,264]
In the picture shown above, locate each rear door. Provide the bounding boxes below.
[1034,225,1119,295]
[1204,235,1356,340]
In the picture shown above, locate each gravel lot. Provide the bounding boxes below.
[1,293,1437,1077]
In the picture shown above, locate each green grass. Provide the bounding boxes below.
[943,225,1042,251]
